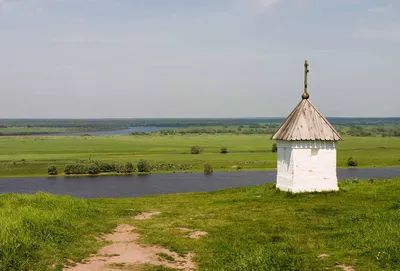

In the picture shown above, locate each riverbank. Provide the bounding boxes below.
[1,178,399,270]
[0,135,399,178]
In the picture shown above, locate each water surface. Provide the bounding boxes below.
[1,168,399,198]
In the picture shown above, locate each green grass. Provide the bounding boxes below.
[156,252,175,262]
[0,135,399,177]
[0,192,134,270]
[1,179,400,270]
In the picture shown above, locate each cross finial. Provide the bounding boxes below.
[302,60,310,99]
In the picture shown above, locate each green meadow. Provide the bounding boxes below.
[1,135,400,177]
[1,178,400,270]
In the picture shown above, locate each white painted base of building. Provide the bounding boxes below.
[276,177,339,193]
[275,140,339,193]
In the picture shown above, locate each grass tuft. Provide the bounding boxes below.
[156,252,175,262]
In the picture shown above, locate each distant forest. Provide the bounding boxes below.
[0,118,399,137]
[1,117,400,128]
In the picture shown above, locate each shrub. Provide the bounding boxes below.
[124,162,134,173]
[137,160,150,173]
[88,163,100,175]
[116,162,134,174]
[130,131,150,136]
[47,165,58,175]
[220,147,228,154]
[272,143,277,153]
[347,157,358,167]
[204,163,213,174]
[64,163,87,175]
[64,164,73,175]
[115,162,123,173]
[191,145,203,154]
[101,162,116,172]
[94,161,116,172]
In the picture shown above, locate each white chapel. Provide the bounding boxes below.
[271,61,343,193]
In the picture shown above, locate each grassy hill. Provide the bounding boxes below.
[1,178,399,270]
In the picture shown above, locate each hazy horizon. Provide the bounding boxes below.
[1,0,399,118]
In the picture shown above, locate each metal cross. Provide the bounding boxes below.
[302,60,310,99]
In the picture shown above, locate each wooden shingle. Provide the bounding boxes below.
[271,98,343,141]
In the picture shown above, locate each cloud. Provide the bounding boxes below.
[259,0,281,9]
[368,4,393,13]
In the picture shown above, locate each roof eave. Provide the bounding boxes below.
[271,136,344,142]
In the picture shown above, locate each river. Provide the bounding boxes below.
[31,127,174,136]
[1,168,400,198]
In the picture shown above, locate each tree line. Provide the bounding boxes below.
[130,125,400,137]
[341,126,400,137]
[48,160,151,176]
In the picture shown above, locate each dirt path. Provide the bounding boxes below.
[64,212,196,271]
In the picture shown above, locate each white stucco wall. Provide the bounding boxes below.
[276,140,338,193]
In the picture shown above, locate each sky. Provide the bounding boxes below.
[0,0,399,118]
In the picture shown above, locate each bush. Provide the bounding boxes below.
[204,163,213,174]
[272,143,277,153]
[116,162,134,174]
[137,160,150,173]
[94,161,116,172]
[100,162,116,172]
[47,165,58,175]
[64,164,73,175]
[64,163,88,175]
[124,162,134,173]
[347,157,358,167]
[130,131,150,136]
[88,163,100,175]
[220,147,228,154]
[115,162,123,173]
[191,145,203,154]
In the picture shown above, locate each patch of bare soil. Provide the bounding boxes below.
[335,264,355,271]
[318,253,329,259]
[189,231,207,239]
[174,228,208,239]
[134,212,161,220]
[64,224,195,271]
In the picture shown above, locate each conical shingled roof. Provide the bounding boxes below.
[271,98,343,141]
